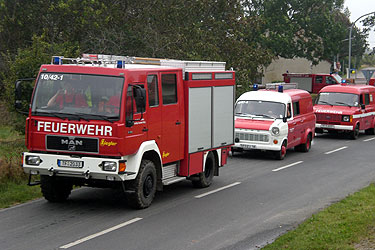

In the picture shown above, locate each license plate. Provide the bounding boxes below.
[240,144,256,149]
[57,159,84,168]
[320,124,334,128]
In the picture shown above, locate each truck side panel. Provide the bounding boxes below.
[290,77,312,92]
[188,87,212,153]
[212,86,234,148]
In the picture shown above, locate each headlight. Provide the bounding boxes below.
[342,115,352,122]
[100,161,117,172]
[271,127,280,135]
[26,155,42,166]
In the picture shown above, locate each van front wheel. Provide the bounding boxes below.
[350,124,360,140]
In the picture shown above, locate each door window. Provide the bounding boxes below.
[147,75,159,107]
[365,94,370,105]
[315,76,323,83]
[293,101,300,116]
[161,74,177,104]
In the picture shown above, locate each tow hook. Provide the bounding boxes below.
[48,167,55,176]
[84,170,90,179]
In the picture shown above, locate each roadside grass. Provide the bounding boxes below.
[0,181,41,208]
[262,183,375,250]
[0,125,42,208]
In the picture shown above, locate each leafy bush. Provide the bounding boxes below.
[1,35,80,133]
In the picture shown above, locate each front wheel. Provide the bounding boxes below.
[192,152,215,188]
[350,124,360,140]
[40,175,73,202]
[126,160,157,209]
[274,141,287,160]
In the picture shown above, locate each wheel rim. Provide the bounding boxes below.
[306,137,311,150]
[281,145,286,157]
[143,175,154,198]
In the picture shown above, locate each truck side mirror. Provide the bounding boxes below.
[134,87,146,112]
[14,78,35,114]
[361,104,366,109]
[125,86,135,127]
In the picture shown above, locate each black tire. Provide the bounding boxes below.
[365,126,375,135]
[274,141,287,160]
[315,128,323,134]
[126,160,157,209]
[192,152,215,188]
[297,134,312,153]
[350,124,360,140]
[40,175,73,202]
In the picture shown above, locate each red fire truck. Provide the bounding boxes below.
[16,54,235,209]
[283,73,341,93]
[314,84,375,139]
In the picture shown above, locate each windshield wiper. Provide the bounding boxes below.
[33,110,67,120]
[319,101,333,106]
[335,101,352,107]
[74,113,118,123]
[253,114,275,119]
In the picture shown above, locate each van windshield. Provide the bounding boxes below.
[31,73,124,121]
[332,74,342,83]
[316,92,359,107]
[235,100,286,119]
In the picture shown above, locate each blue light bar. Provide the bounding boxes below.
[278,85,283,92]
[53,56,61,65]
[253,84,258,91]
[117,60,123,68]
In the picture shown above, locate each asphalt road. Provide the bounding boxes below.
[1,132,375,250]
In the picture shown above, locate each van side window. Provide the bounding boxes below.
[316,76,323,83]
[365,94,370,105]
[147,75,159,107]
[327,76,335,84]
[161,74,177,104]
[360,95,364,104]
[293,101,300,116]
[287,103,292,118]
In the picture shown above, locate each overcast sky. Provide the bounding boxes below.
[344,0,375,49]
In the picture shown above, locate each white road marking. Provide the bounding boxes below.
[272,161,303,172]
[324,146,348,155]
[59,217,143,249]
[364,137,375,142]
[195,182,241,198]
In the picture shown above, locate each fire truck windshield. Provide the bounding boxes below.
[316,92,359,107]
[31,73,124,120]
[235,100,286,119]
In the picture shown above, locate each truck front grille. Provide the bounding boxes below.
[235,132,269,142]
[316,113,341,122]
[46,135,99,153]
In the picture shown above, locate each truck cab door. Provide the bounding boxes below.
[125,84,148,147]
[160,72,183,164]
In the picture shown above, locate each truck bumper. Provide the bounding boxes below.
[22,152,134,181]
[233,141,282,152]
[316,123,353,131]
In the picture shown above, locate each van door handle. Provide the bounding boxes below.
[142,128,148,132]
[176,121,181,125]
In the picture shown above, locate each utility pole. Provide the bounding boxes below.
[348,11,375,79]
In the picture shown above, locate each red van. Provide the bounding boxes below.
[314,84,375,139]
[233,85,316,160]
[283,73,341,93]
